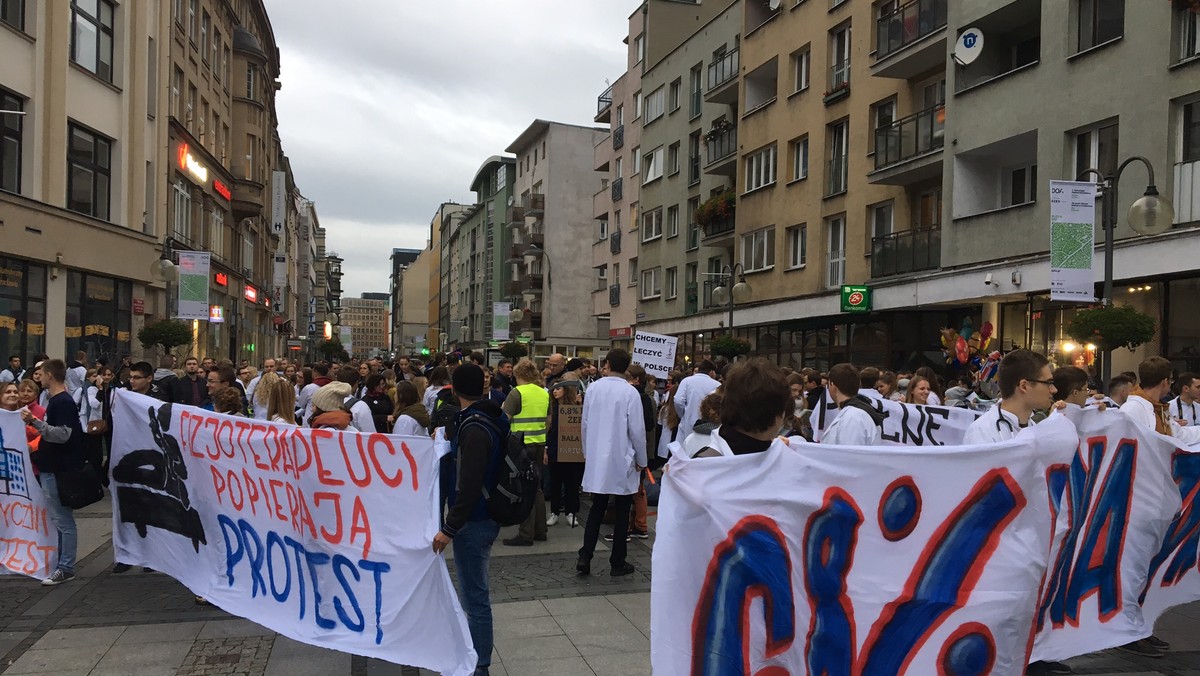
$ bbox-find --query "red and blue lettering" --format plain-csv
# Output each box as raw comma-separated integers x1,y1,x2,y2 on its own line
1140,450,1200,600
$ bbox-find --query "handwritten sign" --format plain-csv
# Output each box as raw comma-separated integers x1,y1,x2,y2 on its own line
632,331,677,379
556,405,583,463
109,391,476,675
812,392,981,445
0,411,56,580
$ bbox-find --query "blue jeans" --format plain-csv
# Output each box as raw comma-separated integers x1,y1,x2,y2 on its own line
452,518,501,675
39,474,78,575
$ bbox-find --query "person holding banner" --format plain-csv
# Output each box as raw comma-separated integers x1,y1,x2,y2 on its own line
963,350,1057,446
671,358,793,459
1168,372,1200,426
672,360,720,453
821,363,884,446
546,381,583,528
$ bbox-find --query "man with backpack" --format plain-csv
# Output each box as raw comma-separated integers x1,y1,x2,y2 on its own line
432,364,509,676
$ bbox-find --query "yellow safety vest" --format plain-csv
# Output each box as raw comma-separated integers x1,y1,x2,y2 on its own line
512,382,550,445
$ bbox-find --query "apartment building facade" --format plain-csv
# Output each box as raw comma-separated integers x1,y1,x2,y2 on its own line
341,293,388,358
397,247,432,355
506,120,609,360
388,247,421,352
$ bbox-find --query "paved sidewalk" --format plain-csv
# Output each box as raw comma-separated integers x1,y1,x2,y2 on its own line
2,500,1200,675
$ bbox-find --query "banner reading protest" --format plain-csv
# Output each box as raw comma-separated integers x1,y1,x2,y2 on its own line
652,415,1080,674
110,390,476,676
632,331,678,379
0,410,56,580
812,393,981,445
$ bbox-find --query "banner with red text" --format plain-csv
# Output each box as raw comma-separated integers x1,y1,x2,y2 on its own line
0,410,56,579
110,390,475,676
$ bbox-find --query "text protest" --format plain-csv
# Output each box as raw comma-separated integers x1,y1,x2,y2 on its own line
0,410,56,580
110,390,476,676
632,331,678,379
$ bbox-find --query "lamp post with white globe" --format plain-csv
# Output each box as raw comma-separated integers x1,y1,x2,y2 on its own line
1076,156,1175,385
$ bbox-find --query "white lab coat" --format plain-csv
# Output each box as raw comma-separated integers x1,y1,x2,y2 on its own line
672,372,720,451
671,426,808,459
66,364,87,395
821,405,882,446
1121,395,1200,444
857,388,884,401
392,414,427,437
73,384,103,428
346,396,377,434
297,383,319,422
1168,396,1200,426
581,376,647,495
963,404,1029,445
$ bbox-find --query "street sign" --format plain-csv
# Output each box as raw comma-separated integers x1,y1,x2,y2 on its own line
840,285,872,313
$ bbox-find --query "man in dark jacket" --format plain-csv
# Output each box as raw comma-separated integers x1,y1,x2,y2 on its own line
152,357,180,403
432,364,506,676
130,361,169,402
21,359,84,585
175,357,208,408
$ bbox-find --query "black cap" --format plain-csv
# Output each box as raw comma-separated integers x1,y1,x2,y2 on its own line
452,363,485,398
566,358,585,372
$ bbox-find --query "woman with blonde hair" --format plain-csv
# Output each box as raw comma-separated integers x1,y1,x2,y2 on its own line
905,376,933,406
266,376,297,425
252,370,279,420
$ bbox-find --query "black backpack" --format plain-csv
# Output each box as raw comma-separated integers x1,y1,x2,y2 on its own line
460,413,539,527
429,387,460,434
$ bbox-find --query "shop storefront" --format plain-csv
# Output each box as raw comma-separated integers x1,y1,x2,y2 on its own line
65,271,133,364
0,256,48,361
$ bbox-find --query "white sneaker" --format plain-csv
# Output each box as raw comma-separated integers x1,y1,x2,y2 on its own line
546,513,559,527
567,513,579,528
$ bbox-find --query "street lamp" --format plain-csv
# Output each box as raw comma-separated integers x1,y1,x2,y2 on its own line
709,263,752,331
1076,156,1174,386
150,237,179,282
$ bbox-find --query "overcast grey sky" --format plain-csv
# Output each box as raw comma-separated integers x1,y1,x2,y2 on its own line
263,1,637,298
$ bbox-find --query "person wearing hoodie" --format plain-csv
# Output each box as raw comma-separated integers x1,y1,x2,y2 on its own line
308,382,354,430
391,381,430,436
821,363,885,446
151,356,180,403
65,351,88,396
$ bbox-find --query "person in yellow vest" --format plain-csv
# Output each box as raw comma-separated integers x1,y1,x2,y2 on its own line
500,358,551,546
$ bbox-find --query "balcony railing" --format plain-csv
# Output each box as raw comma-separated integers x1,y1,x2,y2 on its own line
705,125,737,166
524,193,545,215
875,0,948,60
828,59,851,93
612,176,624,202
609,284,621,307
597,85,614,115
613,124,625,150
525,272,545,292
707,48,739,92
874,103,945,171
702,215,736,239
871,226,941,278
827,154,848,196
610,229,622,255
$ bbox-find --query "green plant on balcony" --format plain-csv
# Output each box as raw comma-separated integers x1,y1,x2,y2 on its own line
704,118,734,143
710,334,752,360
695,190,736,230
1066,304,1157,353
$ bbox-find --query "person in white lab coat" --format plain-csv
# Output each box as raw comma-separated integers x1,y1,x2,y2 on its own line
964,350,1058,446
820,363,885,446
857,366,885,402
672,358,799,459
1168,372,1200,426
669,360,720,456
332,365,377,433
576,348,646,578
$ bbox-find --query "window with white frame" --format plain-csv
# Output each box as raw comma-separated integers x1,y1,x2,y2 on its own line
1073,121,1118,180
614,209,622,232
827,120,849,195
645,87,666,124
641,267,661,299
786,224,807,269
634,91,643,119
666,267,678,299
595,264,608,291
792,47,810,93
642,208,663,241
188,0,197,41
629,257,638,285
830,23,852,90
630,202,639,230
669,78,682,112
1003,163,1037,207
1184,100,1200,163
745,145,777,192
1180,5,1200,61
635,34,645,63
1077,0,1124,52
870,201,894,242
741,227,776,272
631,145,641,175
242,234,254,276
790,136,808,181
668,142,681,175
172,178,191,242
598,218,609,240
826,215,846,288
667,205,679,238
689,63,703,118
210,207,225,259
643,145,664,183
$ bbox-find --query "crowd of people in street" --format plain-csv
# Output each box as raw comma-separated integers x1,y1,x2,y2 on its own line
7,343,1200,675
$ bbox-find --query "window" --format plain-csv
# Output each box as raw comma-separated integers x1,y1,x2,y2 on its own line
210,207,225,259
199,99,208,141
642,208,663,241
688,131,702,184
792,47,810,93
223,45,231,85
745,145,778,192
915,187,942,228
635,34,645,63
1180,5,1200,61
1185,101,1200,163
598,218,609,241
613,263,619,289
629,258,638,285
213,31,222,77
641,268,661,299
643,146,664,183
243,234,254,276
614,209,622,233
67,124,112,220
1,0,24,31
1,89,22,194
689,63,703,118
830,23,852,91
872,98,896,153
631,145,641,175
188,0,198,42
245,133,255,179
667,205,679,238
71,0,115,83
828,120,849,195
187,83,196,126
666,267,678,299
790,136,809,181
741,227,776,272
827,216,846,288
1004,163,1038,207
634,91,643,119
669,78,682,112
595,265,608,291
668,142,681,175
246,64,256,100
630,202,639,231
201,11,210,60
787,224,807,269
870,202,893,250
645,87,665,123
1078,0,1124,52
615,155,623,178
1074,121,1118,180
173,0,182,25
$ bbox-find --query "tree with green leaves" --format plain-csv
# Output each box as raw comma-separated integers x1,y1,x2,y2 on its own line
138,319,193,355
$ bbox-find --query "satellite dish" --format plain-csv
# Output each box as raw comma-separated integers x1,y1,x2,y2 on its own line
768,0,781,10
953,27,984,66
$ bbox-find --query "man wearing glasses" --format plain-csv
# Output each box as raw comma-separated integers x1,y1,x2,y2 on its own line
964,349,1058,445
128,361,168,402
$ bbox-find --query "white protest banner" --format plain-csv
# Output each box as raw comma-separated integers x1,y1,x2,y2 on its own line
1141,434,1200,623
110,390,476,676
1049,180,1096,302
1031,408,1191,661
0,410,56,579
632,331,677,379
812,392,981,445
176,251,212,321
651,415,1079,674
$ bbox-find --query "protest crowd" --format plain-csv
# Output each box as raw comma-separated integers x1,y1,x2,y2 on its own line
5,340,1200,676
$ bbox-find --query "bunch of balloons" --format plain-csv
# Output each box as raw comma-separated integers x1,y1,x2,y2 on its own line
939,318,996,369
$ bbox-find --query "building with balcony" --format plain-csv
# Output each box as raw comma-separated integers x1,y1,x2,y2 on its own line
427,202,466,353
592,7,646,350
505,120,608,361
